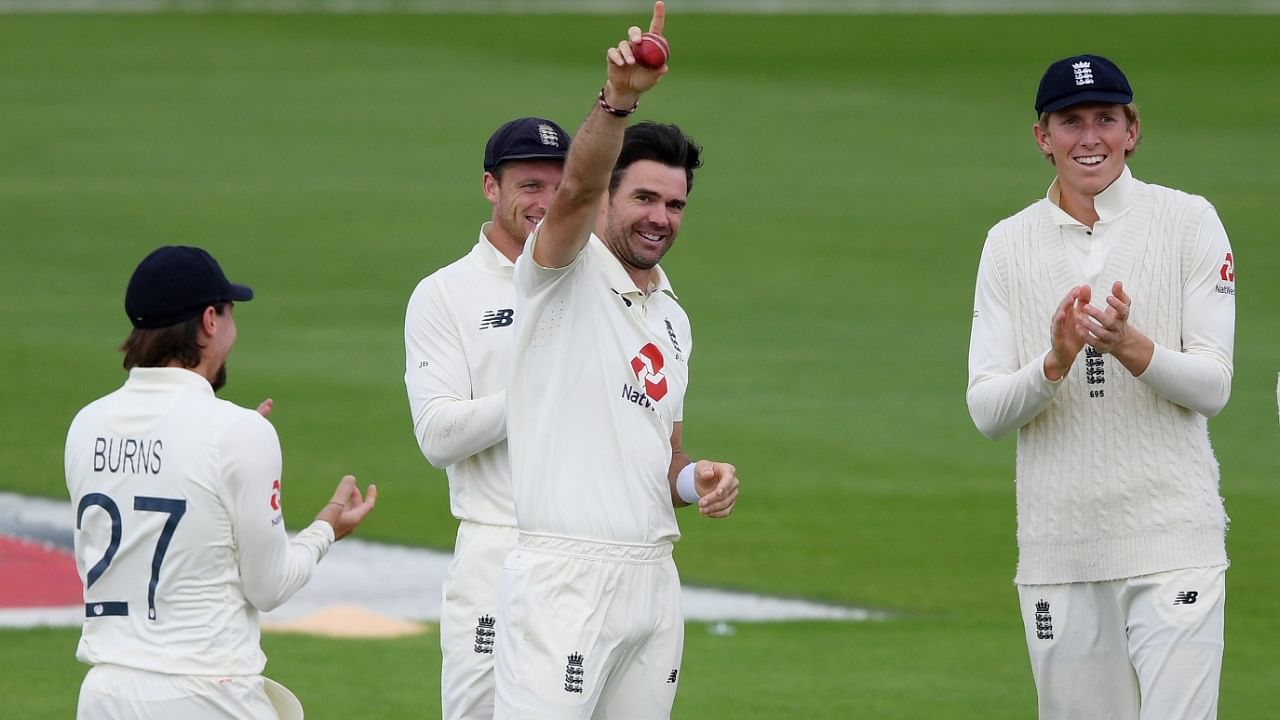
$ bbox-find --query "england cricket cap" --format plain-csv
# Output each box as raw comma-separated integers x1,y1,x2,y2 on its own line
1035,54,1133,115
124,246,254,329
483,117,570,172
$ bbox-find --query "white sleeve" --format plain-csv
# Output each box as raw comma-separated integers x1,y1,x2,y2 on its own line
1133,208,1234,416
513,226,585,298
966,234,1063,440
404,276,506,469
221,413,333,613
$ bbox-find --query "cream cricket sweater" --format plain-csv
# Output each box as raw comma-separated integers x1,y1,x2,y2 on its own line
987,178,1229,585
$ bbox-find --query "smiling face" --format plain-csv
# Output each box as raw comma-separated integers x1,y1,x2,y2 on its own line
1034,102,1139,209
600,159,688,288
483,159,564,259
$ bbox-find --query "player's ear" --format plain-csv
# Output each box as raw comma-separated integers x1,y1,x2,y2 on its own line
200,305,220,337
1033,121,1052,154
483,171,501,204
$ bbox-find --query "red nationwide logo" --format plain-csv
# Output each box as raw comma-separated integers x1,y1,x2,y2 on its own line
1220,252,1234,282
270,478,281,511
630,343,668,401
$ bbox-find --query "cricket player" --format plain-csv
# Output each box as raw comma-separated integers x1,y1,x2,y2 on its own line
967,54,1235,719
66,245,377,719
403,115,572,720
496,3,740,718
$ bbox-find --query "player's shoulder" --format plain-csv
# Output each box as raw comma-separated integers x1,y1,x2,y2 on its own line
988,197,1048,234
1138,177,1214,214
214,400,280,449
412,246,510,297
66,391,115,439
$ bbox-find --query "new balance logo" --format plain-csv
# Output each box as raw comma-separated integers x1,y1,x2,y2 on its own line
667,669,679,684
480,308,514,330
1174,591,1199,606
473,615,496,654
1072,61,1094,86
1034,599,1054,640
564,652,585,694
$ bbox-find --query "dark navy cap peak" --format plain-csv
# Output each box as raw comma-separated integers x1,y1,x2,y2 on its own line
1036,54,1133,115
124,246,253,329
483,117,570,172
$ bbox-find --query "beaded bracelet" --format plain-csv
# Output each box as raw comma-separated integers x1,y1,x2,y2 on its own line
597,87,639,117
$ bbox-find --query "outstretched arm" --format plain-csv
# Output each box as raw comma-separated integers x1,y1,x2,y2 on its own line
532,1,669,269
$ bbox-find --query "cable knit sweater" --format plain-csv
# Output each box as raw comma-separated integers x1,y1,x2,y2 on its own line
985,179,1229,584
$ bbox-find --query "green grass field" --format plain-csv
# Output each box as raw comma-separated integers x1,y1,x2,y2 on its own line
2,10,1278,718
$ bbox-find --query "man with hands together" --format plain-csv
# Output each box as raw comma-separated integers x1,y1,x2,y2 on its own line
967,54,1234,719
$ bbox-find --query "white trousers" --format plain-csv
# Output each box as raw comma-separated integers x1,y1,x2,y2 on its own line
1018,564,1226,720
77,664,303,719
441,521,520,720
494,533,683,720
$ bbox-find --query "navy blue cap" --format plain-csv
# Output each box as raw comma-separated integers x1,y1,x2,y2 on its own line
124,246,254,329
482,117,570,172
1035,54,1133,115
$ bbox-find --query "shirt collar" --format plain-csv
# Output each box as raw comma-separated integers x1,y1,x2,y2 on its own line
126,366,214,395
588,234,678,299
476,223,516,269
1045,166,1134,227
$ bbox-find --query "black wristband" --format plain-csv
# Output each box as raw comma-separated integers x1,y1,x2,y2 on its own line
597,87,638,117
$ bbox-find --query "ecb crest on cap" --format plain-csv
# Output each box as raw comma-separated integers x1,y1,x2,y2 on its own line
1072,61,1094,86
537,124,561,147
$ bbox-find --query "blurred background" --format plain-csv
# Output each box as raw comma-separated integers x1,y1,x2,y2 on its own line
1,1,1277,717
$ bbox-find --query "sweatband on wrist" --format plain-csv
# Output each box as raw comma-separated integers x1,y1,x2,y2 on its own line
675,462,700,505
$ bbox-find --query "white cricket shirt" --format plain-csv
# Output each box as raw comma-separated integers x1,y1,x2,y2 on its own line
65,367,334,676
968,168,1235,439
404,226,519,527
508,233,692,545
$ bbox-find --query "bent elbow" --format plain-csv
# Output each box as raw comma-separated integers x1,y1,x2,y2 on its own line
1201,382,1232,419
971,413,1008,441
967,390,1010,441
244,587,287,614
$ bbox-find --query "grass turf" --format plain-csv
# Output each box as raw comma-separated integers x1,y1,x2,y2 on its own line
1,11,1278,718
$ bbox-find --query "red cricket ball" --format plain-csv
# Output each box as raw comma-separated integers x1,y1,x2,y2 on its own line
634,32,670,70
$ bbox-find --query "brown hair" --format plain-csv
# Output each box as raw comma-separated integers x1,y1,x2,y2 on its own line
1037,103,1141,163
121,303,226,370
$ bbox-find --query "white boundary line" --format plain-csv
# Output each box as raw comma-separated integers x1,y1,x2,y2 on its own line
1,0,1279,13
0,491,883,627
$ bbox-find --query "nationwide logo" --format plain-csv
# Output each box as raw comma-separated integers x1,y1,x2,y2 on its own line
270,479,281,511
629,343,668,401
473,614,496,654
564,652,585,694
480,308,514,330
1215,252,1236,296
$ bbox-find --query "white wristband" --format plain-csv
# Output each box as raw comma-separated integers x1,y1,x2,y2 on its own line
675,462,700,505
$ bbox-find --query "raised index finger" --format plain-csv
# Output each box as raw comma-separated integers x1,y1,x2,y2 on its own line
649,0,665,35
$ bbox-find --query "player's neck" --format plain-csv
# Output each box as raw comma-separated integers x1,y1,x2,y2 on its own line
483,224,523,263
1058,189,1100,229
